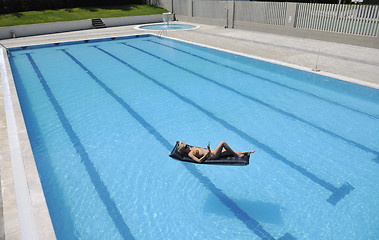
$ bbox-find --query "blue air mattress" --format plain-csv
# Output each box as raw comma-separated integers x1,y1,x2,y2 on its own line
169,141,250,165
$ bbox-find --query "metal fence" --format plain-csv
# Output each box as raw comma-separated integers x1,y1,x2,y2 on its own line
295,3,379,37
159,0,379,37
235,1,287,25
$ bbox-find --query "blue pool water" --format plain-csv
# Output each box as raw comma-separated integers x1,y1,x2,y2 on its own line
8,34,379,240
138,23,197,30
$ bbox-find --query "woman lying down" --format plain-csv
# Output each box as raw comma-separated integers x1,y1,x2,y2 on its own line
177,141,255,163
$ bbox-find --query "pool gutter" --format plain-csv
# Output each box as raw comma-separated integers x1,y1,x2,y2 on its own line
0,48,56,239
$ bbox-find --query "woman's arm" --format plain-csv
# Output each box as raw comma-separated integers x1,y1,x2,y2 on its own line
188,151,210,163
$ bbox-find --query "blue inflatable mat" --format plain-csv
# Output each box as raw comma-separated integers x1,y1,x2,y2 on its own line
169,141,250,165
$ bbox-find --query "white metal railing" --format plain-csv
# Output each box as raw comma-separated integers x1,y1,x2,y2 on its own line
235,1,287,26
158,28,168,38
295,3,379,37
158,0,379,38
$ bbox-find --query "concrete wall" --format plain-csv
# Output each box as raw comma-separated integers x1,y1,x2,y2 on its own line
0,14,162,40
0,19,91,39
102,14,162,27
147,0,172,12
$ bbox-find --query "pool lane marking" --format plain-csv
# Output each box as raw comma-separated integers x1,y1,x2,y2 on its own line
146,39,378,120
61,48,296,240
25,53,136,240
121,42,379,164
92,46,354,206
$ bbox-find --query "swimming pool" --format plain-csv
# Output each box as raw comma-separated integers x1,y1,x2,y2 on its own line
8,34,379,240
138,23,198,30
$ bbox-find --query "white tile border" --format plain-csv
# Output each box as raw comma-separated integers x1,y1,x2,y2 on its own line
1,48,39,240
1,48,56,240
133,23,200,31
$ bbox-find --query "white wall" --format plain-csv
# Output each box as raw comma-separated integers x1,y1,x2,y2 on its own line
0,19,91,39
102,14,162,27
0,14,163,40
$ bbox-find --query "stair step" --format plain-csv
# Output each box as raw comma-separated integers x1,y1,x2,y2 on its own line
91,18,106,29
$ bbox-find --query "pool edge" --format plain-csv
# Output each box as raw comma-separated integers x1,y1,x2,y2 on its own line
159,35,379,90
134,23,200,31
0,48,56,240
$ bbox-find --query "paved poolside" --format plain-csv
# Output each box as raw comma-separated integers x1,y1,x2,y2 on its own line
1,21,378,239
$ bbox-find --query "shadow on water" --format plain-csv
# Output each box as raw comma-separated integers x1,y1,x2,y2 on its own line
204,194,284,225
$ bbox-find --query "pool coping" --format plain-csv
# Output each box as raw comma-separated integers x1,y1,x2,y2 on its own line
0,30,378,240
0,48,56,239
134,23,200,31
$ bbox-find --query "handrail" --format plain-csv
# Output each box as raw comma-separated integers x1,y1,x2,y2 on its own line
157,28,167,38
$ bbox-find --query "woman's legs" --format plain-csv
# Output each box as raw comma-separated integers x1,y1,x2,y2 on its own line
212,141,238,159
233,150,256,156
212,141,256,159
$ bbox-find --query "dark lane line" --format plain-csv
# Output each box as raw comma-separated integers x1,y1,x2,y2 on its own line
26,53,136,240
62,48,296,240
123,41,378,163
93,46,354,206
147,39,378,120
